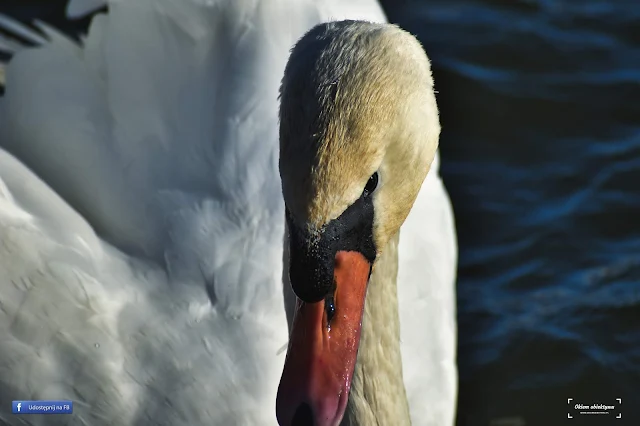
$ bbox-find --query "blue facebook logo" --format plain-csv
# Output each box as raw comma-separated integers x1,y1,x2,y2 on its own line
12,400,73,414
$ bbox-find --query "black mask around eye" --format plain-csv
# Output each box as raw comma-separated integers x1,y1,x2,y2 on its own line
286,172,378,303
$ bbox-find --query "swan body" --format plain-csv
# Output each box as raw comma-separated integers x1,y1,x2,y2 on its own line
0,0,457,425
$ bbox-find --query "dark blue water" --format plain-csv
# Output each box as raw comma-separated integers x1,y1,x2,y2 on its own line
3,0,640,424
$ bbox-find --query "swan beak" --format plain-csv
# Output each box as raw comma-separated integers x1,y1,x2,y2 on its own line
276,250,371,426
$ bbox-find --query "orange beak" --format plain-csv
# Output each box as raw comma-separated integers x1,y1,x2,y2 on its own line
276,250,372,426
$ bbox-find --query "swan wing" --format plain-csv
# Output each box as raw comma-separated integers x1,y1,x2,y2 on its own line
0,144,288,425
0,1,292,421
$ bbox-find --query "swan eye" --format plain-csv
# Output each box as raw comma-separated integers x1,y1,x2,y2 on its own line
363,172,378,197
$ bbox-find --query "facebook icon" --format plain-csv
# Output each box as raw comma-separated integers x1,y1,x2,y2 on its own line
15,402,21,412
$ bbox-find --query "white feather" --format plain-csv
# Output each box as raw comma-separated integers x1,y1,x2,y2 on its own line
66,0,109,19
0,13,47,46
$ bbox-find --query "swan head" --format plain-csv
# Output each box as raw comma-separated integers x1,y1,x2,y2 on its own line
276,20,439,426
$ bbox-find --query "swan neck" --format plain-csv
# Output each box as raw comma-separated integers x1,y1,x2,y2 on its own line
342,231,411,425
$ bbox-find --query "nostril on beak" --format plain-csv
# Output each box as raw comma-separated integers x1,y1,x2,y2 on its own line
291,402,314,425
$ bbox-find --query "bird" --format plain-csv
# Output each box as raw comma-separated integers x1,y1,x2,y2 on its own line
0,0,457,425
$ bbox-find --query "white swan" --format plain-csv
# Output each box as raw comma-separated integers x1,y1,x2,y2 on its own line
0,1,457,425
